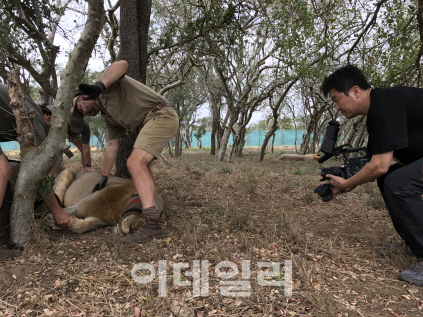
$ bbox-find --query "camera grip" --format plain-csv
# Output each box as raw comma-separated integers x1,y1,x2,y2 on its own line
314,183,333,202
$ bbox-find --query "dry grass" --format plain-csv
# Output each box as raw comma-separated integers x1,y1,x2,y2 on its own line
0,146,421,317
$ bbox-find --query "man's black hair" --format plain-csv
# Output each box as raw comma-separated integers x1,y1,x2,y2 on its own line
39,103,52,115
321,65,371,97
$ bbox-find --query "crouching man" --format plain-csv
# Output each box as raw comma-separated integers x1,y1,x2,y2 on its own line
318,65,423,286
0,83,70,262
70,60,179,244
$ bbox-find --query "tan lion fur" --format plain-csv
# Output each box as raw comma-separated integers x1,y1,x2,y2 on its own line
54,169,74,203
50,170,163,234
279,154,320,161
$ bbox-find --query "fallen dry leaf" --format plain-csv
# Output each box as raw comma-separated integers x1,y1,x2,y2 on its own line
388,308,405,317
134,307,140,317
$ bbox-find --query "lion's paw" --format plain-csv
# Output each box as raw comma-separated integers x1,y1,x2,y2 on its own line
118,212,145,236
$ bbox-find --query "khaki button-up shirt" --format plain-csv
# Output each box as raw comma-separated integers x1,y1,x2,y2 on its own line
95,69,170,140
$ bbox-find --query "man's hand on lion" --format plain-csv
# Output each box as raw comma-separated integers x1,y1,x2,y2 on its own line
53,210,71,227
93,175,108,192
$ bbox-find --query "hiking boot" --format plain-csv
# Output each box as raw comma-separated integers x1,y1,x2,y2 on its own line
399,262,423,286
121,216,166,245
0,245,21,263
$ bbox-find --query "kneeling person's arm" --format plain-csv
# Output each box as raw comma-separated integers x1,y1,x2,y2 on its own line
41,191,70,227
93,138,119,192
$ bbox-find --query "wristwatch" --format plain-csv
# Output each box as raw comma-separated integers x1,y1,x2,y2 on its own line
85,163,92,167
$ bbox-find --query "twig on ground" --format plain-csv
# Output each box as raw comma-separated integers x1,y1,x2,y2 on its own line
65,299,86,315
333,298,365,317
0,299,19,309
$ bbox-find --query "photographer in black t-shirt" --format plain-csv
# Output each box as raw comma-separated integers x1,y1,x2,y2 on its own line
320,65,423,286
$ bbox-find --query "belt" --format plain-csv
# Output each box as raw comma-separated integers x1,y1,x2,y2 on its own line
151,103,172,113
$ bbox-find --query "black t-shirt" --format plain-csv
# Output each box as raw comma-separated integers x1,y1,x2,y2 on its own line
367,87,423,165
66,118,91,144
0,83,47,145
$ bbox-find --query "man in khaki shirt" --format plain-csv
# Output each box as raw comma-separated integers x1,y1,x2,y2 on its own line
70,60,179,244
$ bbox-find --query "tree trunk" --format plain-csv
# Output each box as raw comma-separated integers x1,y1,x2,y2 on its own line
178,135,183,156
299,119,314,155
217,111,230,155
115,0,152,177
259,124,278,162
117,0,151,83
181,131,188,148
341,116,366,150
166,142,173,157
8,70,39,241
39,89,53,105
235,126,247,157
175,129,182,158
218,114,237,162
218,127,231,162
10,0,105,245
185,126,191,148
227,140,236,162
170,139,174,155
259,107,280,162
353,119,368,148
115,131,137,178
237,138,246,157
97,132,106,149
210,98,221,155
210,126,217,155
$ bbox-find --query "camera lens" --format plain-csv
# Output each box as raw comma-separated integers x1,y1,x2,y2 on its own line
320,166,343,179
320,121,340,154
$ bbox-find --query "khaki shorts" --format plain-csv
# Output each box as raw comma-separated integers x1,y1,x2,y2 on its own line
135,107,179,159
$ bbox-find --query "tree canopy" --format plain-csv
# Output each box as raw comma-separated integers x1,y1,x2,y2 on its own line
2,0,423,160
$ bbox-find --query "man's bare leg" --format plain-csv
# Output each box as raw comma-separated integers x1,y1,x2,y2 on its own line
127,149,155,208
0,154,12,234
122,149,162,243
0,154,21,262
0,154,11,210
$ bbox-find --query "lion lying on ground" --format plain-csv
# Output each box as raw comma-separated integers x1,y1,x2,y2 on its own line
46,170,164,235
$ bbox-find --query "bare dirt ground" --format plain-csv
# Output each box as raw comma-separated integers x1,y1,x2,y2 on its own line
0,146,422,317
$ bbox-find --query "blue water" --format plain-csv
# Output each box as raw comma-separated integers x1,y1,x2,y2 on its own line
0,129,309,150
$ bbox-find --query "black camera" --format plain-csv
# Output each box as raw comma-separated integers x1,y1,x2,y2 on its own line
314,120,371,201
319,156,371,180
